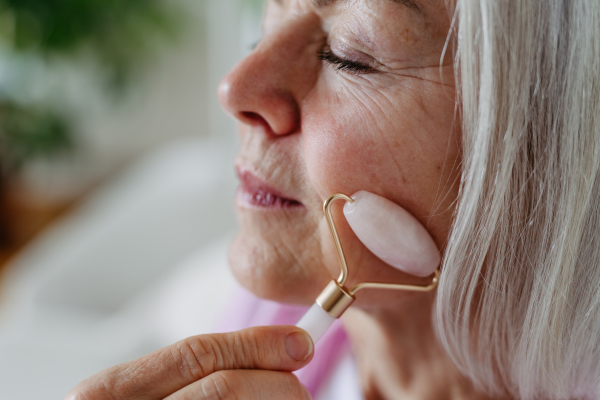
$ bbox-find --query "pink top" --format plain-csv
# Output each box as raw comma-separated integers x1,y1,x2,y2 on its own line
218,288,351,398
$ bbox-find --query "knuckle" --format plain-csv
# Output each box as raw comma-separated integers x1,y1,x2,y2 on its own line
200,371,239,400
202,330,263,372
234,329,262,366
169,329,272,387
172,336,219,381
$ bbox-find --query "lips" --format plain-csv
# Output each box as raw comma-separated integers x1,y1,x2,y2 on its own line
236,168,304,209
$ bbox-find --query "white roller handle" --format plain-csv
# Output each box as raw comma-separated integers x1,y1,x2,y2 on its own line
296,302,336,343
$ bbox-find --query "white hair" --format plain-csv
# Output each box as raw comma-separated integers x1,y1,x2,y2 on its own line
436,0,600,399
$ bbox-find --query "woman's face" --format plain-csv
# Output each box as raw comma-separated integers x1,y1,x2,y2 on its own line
219,0,460,308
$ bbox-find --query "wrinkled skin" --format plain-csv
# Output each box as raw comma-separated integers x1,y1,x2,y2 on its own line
218,0,487,398
66,1,501,399
222,0,460,307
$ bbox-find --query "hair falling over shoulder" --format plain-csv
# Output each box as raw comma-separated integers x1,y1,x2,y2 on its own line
437,1,600,399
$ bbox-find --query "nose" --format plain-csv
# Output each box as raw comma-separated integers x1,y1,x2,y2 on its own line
218,17,321,137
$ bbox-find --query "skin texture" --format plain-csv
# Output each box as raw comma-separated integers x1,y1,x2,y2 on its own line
66,0,508,399
221,0,496,398
65,327,315,400
223,0,460,305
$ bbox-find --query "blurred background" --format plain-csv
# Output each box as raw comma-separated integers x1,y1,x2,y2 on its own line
0,0,262,397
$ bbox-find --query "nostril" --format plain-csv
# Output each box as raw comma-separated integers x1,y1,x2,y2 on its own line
237,102,299,136
241,111,263,122
240,111,270,130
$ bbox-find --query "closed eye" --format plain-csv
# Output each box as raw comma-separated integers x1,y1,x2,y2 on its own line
317,50,377,75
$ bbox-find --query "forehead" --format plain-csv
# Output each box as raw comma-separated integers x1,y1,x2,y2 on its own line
311,0,421,12
275,0,422,13
268,0,452,47
270,0,452,32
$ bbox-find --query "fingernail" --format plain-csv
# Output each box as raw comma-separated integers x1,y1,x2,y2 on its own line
285,331,313,361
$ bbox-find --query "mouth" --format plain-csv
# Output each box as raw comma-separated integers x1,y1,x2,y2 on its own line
236,168,304,210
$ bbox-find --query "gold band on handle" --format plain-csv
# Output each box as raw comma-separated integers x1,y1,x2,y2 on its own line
316,280,355,318
319,193,439,318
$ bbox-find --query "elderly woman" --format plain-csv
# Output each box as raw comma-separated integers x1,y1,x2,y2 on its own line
67,0,600,399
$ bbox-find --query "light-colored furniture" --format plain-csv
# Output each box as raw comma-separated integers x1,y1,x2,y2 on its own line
0,137,238,399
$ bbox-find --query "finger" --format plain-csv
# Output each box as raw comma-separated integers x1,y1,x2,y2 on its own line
165,370,312,400
65,326,313,400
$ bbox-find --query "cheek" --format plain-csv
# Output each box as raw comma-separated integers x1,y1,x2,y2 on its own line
302,111,382,194
301,75,461,245
303,88,446,209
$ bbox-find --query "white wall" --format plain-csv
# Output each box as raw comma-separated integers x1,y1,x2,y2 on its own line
0,3,267,397
17,0,263,203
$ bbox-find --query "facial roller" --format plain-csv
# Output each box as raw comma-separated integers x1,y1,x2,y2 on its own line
295,191,441,343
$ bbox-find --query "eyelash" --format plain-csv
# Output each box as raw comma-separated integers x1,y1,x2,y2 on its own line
317,50,376,75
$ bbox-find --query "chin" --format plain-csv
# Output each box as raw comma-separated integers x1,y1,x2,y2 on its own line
227,208,331,305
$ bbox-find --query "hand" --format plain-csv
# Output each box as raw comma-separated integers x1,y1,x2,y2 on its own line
65,326,314,400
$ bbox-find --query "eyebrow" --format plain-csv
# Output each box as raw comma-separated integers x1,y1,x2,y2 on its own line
312,0,421,13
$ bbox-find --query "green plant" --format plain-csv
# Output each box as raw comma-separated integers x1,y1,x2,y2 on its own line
0,0,182,176
0,103,72,175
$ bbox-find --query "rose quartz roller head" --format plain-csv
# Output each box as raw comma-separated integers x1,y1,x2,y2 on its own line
343,191,440,277
296,191,441,343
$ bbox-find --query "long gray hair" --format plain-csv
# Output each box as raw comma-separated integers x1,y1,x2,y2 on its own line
437,0,600,398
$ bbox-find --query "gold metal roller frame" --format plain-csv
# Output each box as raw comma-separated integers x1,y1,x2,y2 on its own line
317,193,440,319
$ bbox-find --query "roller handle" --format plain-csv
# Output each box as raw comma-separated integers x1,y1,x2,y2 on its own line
295,302,336,343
